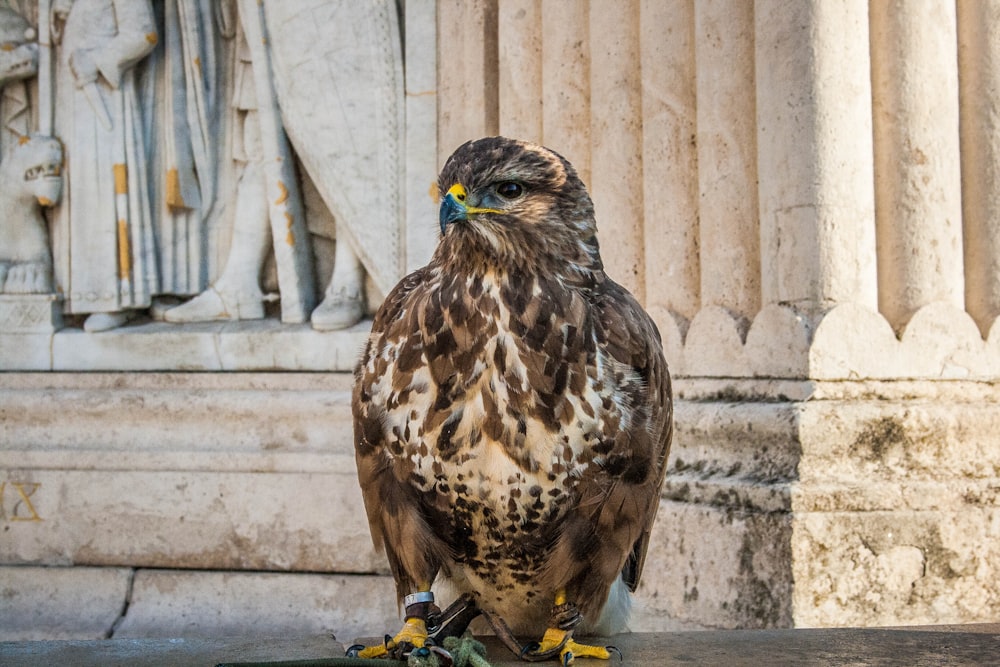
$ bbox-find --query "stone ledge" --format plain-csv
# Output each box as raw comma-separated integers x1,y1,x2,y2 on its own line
4,372,1000,631
0,566,131,640
2,627,998,666
0,318,371,372
114,570,400,643
0,566,699,644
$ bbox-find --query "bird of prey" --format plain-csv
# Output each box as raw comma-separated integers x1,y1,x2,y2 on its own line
351,136,672,664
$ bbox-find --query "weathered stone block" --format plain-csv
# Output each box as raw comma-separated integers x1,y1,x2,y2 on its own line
0,334,52,370
644,378,1000,630
0,294,63,333
633,500,792,631
0,372,384,574
114,570,399,642
0,566,131,640
792,509,1000,627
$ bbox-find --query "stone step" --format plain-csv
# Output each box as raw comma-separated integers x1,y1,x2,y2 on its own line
2,626,999,666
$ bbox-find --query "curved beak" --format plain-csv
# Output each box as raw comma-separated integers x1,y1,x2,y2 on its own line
439,190,467,234
438,183,505,235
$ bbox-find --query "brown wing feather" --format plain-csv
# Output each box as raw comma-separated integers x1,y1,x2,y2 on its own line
353,267,451,603
593,277,673,592
552,275,672,618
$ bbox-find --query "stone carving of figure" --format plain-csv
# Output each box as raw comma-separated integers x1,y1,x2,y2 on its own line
263,0,405,331
0,134,62,293
0,6,50,294
165,0,314,324
309,202,366,330
0,6,37,156
49,0,158,332
143,0,221,303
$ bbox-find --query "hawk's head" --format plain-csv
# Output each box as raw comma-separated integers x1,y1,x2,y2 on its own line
435,136,602,279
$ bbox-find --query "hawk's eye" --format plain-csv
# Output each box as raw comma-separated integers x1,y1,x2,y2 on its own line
495,182,523,200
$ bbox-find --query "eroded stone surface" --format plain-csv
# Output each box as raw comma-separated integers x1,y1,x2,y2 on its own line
0,566,131,640
4,375,1000,634
114,570,399,642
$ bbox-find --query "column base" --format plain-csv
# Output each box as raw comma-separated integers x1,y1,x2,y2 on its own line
637,378,1000,629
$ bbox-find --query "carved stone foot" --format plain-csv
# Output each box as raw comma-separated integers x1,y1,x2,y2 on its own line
83,311,131,333
0,261,52,294
311,290,364,331
149,296,182,321
163,286,264,323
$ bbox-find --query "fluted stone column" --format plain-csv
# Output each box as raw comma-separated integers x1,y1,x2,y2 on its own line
755,0,877,313
405,0,440,270
639,0,700,340
871,0,964,332
694,0,760,324
590,0,645,302
958,0,1000,336
540,0,590,185
498,0,542,142
437,0,498,161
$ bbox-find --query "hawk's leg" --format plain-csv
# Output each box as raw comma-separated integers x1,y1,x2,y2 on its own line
429,592,481,641
348,588,440,659
520,591,621,665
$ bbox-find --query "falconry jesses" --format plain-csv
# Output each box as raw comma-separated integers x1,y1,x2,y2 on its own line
351,137,673,664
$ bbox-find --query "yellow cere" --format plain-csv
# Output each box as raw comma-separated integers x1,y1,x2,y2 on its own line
448,182,504,216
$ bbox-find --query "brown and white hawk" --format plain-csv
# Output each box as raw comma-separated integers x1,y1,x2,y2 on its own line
351,137,672,664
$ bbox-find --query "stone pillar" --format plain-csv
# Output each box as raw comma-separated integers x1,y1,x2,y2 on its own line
639,0,700,339
498,0,542,143
589,0,645,302
694,0,759,324
755,0,877,313
404,0,440,270
871,0,964,332
958,0,1000,336
437,0,499,162
540,0,590,185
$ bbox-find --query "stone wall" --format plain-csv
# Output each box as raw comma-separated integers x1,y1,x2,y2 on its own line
2,0,1000,640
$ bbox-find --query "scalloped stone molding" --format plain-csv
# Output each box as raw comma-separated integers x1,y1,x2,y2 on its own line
652,300,1000,380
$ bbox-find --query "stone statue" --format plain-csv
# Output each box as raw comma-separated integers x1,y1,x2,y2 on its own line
166,0,405,331
263,0,405,331
143,0,222,304
0,6,37,159
164,0,314,325
0,7,59,296
0,8,35,86
0,134,62,293
49,0,159,332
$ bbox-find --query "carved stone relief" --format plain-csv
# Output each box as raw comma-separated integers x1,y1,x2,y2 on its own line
0,0,405,340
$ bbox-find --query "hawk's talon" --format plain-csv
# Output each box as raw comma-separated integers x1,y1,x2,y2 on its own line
519,628,570,661
521,627,616,664
607,645,623,662
352,617,428,659
520,641,543,660
345,643,365,657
